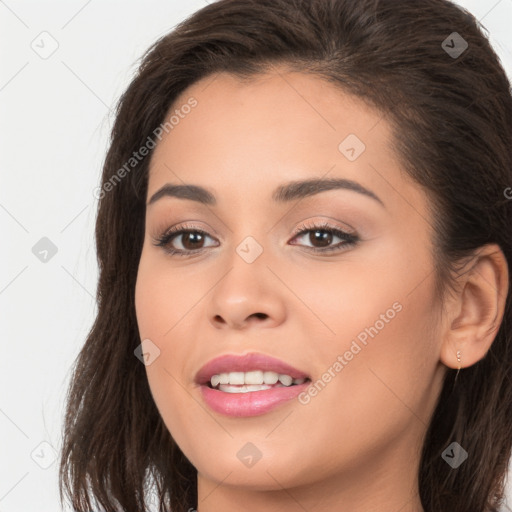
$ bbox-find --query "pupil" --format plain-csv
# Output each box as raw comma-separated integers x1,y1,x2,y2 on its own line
311,230,332,247
183,232,203,249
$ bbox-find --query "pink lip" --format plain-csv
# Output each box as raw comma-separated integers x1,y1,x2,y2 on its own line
200,383,310,417
195,352,309,384
195,352,311,417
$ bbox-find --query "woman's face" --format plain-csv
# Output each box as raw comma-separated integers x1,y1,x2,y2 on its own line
135,69,446,503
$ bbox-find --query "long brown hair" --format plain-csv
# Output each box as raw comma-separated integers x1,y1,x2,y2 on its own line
59,1,512,510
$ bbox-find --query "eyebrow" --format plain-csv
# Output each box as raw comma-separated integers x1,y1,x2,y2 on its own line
147,178,385,208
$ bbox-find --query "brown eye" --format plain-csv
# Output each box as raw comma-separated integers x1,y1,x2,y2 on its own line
153,227,218,256
307,229,333,248
290,223,359,254
180,231,206,250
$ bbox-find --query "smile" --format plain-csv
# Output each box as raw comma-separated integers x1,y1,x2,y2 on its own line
210,370,307,391
196,353,311,417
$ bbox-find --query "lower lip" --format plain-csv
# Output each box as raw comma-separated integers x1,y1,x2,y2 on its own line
199,382,309,417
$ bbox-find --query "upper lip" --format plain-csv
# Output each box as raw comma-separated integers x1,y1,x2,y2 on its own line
195,352,310,385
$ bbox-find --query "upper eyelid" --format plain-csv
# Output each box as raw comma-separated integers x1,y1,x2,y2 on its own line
291,220,355,236
159,221,352,236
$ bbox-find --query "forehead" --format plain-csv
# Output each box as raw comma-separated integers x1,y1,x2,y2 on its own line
151,69,393,164
146,69,422,214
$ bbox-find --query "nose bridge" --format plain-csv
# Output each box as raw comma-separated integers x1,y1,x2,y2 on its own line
222,201,273,266
206,228,286,329
218,232,268,302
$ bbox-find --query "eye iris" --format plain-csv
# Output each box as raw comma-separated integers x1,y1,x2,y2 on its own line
310,229,332,247
182,232,204,250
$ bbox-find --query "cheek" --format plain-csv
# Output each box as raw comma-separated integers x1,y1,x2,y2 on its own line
134,251,212,464
307,268,439,444
324,237,441,407
135,250,188,336
263,285,441,486
274,242,440,469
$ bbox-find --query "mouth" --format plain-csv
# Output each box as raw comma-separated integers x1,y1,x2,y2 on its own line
207,371,309,392
195,352,311,417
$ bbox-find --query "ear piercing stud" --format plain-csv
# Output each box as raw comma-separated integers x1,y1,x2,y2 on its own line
455,350,462,382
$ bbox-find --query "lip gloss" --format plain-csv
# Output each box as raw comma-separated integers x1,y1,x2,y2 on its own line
199,381,309,417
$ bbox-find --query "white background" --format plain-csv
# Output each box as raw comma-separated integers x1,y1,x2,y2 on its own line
1,1,511,510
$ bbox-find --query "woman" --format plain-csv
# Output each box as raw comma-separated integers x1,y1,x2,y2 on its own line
59,0,512,511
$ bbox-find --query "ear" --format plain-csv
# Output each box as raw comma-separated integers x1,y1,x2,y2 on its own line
439,244,509,370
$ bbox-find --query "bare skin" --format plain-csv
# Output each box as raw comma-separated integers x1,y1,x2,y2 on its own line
134,67,509,512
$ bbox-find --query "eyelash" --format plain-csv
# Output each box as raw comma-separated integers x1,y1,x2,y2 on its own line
152,221,359,257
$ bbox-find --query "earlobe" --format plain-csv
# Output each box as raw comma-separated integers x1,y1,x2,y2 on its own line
439,243,509,371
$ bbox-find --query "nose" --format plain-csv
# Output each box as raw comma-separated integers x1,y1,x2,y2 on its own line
207,257,286,331
212,311,270,329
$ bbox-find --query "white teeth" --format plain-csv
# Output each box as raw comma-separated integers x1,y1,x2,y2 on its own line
244,370,263,385
219,384,273,393
209,370,304,388
278,374,293,386
263,371,279,384
229,372,245,385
